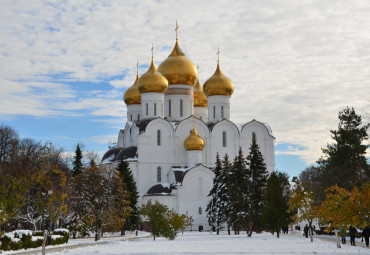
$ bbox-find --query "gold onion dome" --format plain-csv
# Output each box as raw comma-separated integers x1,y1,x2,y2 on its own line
138,57,168,94
123,71,141,105
203,62,234,96
193,79,207,107
184,125,205,151
158,40,198,86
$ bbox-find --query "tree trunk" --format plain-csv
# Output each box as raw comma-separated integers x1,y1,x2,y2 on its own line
335,229,341,248
227,226,230,235
42,230,48,255
277,227,280,238
217,228,219,235
153,234,156,241
309,222,313,243
121,228,125,236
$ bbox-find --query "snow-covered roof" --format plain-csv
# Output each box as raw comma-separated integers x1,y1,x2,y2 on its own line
145,183,177,196
101,146,138,164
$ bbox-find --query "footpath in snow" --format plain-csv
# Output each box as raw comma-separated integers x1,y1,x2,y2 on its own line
3,231,369,255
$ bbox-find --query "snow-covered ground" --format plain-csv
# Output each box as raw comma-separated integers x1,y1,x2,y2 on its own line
5,231,367,255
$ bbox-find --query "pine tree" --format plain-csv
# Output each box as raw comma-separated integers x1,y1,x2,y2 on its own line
72,144,83,177
246,136,269,236
116,157,140,235
320,107,369,190
228,148,250,234
206,153,230,234
260,171,293,238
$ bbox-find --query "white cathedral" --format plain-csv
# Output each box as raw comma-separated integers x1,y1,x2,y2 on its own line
101,29,275,231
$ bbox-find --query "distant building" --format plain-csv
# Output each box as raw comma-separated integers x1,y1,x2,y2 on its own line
101,29,275,231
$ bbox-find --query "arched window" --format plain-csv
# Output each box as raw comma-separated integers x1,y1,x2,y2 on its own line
138,114,140,121
130,114,132,121
154,103,157,116
252,132,256,141
222,131,227,147
213,106,216,119
169,100,172,117
146,103,148,116
221,106,224,119
157,167,161,182
157,130,161,146
198,207,202,215
180,99,183,117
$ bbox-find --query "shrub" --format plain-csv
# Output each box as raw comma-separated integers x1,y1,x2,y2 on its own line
0,235,11,251
21,234,32,249
9,240,22,250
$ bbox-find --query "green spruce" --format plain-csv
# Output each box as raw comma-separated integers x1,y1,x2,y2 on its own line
116,156,140,235
246,136,269,235
72,144,83,177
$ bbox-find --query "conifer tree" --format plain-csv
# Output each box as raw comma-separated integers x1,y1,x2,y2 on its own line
260,171,293,238
228,148,250,234
246,136,269,236
116,156,140,235
206,153,230,234
320,107,369,190
72,144,83,177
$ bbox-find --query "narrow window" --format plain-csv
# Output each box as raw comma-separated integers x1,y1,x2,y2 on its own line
146,103,148,116
221,106,224,119
154,103,157,116
252,132,256,141
213,106,216,119
157,130,161,146
198,207,202,215
169,100,172,117
138,114,140,121
222,131,227,147
157,167,161,182
130,114,132,121
180,99,183,117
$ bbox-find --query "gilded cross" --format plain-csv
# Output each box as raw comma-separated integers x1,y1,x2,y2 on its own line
151,43,154,58
217,48,220,63
175,20,179,41
136,59,139,73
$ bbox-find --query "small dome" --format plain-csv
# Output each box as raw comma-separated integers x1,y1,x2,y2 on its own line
193,79,207,107
123,72,141,105
158,40,198,86
203,62,234,96
138,58,168,94
184,125,205,151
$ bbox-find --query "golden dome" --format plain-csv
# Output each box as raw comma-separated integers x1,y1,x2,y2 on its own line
123,71,141,105
203,62,234,96
138,57,168,94
193,79,207,107
184,125,205,151
158,40,198,86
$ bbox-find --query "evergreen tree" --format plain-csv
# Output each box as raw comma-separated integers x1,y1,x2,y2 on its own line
246,136,269,236
116,157,140,235
72,144,83,177
228,148,250,234
320,107,369,190
260,171,293,238
206,153,230,234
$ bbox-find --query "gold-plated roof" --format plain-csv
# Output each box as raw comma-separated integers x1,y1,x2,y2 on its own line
203,62,234,96
158,40,198,86
138,57,168,94
184,124,205,151
193,79,207,107
123,71,141,105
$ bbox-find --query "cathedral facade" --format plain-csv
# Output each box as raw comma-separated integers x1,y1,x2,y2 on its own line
101,32,275,231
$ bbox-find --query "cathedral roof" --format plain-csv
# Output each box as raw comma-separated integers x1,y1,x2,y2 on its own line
203,62,234,97
101,146,138,164
184,124,205,151
137,57,168,94
145,183,177,196
123,71,141,105
193,79,207,107
158,39,198,86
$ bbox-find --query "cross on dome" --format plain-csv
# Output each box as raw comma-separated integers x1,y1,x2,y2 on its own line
175,20,179,41
151,43,154,59
217,48,220,64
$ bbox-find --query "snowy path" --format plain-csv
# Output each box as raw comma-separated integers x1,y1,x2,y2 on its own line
4,231,368,255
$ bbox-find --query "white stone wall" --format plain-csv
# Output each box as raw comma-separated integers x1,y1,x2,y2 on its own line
141,93,164,119
194,107,208,122
207,95,230,123
164,85,194,121
127,104,141,122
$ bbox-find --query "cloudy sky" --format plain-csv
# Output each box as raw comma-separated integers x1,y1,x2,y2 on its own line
0,0,369,177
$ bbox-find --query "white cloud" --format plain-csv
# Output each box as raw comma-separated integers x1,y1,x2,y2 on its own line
0,0,369,165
